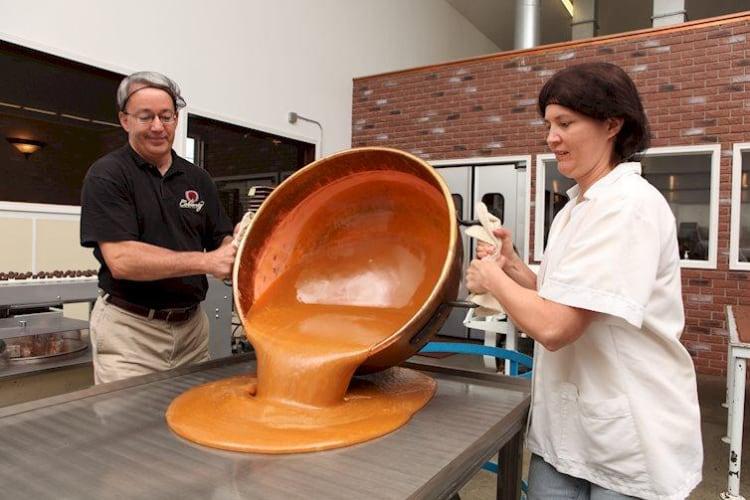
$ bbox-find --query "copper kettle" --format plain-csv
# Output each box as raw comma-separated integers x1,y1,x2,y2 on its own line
233,147,465,373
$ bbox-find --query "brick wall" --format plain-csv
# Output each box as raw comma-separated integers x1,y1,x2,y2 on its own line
351,13,750,375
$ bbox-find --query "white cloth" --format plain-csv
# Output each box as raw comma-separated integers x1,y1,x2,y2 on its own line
526,162,703,500
466,202,505,317
232,209,254,249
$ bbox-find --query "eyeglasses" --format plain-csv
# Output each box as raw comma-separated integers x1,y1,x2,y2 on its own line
123,111,177,125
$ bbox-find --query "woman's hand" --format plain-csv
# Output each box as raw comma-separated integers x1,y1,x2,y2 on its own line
475,227,517,266
466,255,506,294
475,241,496,260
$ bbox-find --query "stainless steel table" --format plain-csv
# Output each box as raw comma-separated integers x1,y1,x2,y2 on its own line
0,355,530,500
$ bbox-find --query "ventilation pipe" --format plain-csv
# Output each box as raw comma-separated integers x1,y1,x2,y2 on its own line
514,0,541,49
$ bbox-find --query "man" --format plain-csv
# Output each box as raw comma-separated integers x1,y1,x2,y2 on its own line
80,71,236,384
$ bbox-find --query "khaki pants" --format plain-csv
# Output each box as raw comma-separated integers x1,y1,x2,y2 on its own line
89,296,209,385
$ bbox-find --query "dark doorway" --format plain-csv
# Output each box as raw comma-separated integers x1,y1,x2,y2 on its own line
187,114,316,225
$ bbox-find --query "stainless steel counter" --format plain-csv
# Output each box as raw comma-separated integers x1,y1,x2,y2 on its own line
0,355,530,500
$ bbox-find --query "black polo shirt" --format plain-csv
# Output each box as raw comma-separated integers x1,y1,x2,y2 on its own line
80,144,233,309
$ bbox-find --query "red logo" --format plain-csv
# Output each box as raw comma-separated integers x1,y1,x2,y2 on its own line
180,190,204,212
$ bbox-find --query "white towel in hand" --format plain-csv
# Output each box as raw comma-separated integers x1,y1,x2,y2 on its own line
232,210,255,249
466,202,505,317
232,185,268,249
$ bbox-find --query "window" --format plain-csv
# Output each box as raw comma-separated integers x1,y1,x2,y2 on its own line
533,154,575,261
185,136,205,167
185,137,195,164
534,145,720,268
640,145,719,269
0,40,125,206
730,143,750,269
451,193,464,220
481,193,505,223
187,114,315,225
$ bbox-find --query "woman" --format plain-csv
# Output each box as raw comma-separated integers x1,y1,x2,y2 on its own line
467,62,702,499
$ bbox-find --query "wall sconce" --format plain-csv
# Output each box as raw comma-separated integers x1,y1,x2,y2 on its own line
288,112,323,159
6,137,45,159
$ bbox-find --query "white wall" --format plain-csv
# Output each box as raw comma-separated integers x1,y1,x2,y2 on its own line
0,204,97,274
0,0,499,157
0,0,498,276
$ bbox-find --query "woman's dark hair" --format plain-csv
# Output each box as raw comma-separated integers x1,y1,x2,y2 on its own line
538,62,650,162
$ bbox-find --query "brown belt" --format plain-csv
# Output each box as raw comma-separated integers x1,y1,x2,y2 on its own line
104,294,198,323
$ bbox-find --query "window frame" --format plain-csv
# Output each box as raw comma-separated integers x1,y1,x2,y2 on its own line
185,135,206,167
730,142,750,270
450,193,465,221
480,192,505,224
533,153,557,262
643,144,720,270
533,145,720,269
182,108,318,163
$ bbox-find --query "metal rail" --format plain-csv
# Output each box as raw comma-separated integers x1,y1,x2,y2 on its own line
0,279,98,309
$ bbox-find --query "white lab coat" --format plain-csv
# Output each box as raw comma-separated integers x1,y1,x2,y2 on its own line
526,162,703,499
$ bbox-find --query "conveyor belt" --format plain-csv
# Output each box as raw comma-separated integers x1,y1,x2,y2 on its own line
0,355,529,500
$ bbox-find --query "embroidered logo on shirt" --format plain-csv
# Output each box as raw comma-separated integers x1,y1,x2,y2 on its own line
180,190,205,212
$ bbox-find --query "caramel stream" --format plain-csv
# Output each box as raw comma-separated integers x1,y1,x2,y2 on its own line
166,171,449,453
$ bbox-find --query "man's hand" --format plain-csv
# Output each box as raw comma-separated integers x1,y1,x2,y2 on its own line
204,242,237,280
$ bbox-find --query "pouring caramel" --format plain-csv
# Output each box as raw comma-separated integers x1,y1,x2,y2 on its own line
166,155,455,453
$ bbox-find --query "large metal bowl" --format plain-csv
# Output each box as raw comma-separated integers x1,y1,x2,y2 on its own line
233,147,461,373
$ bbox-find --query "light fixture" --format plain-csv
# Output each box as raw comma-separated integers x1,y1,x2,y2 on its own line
288,111,323,159
6,137,45,159
560,0,574,17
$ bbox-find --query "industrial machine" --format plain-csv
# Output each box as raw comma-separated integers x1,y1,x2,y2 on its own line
0,277,98,374
0,276,234,385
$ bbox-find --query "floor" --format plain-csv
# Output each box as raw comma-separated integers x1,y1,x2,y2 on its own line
417,348,749,499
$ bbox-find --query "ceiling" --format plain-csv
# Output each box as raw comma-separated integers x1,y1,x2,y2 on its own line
445,0,750,51
445,0,572,50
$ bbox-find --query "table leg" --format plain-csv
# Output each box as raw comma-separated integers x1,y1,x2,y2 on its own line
722,357,746,500
725,341,734,409
497,429,523,500
725,345,736,444
505,321,518,376
483,329,499,371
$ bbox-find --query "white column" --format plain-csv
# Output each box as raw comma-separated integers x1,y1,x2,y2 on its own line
571,0,597,40
514,0,541,50
174,105,188,157
652,0,686,28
